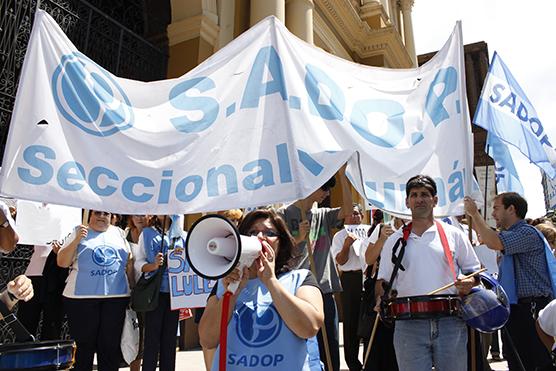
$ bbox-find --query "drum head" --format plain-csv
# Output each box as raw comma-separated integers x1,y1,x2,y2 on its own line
0,340,75,370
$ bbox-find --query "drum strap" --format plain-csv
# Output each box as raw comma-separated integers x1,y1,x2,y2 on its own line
435,221,457,281
0,299,34,342
383,223,412,299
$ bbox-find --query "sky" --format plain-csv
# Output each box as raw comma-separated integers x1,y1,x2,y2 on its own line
412,0,556,218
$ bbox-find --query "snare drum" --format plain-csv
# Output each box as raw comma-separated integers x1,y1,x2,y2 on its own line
384,295,461,321
0,340,75,370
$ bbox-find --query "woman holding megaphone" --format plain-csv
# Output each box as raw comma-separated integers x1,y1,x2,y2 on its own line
199,209,325,371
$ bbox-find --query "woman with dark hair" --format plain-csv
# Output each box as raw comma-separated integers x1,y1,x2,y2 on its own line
199,209,324,370
123,214,148,371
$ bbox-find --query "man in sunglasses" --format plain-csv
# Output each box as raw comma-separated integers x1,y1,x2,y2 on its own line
277,165,353,371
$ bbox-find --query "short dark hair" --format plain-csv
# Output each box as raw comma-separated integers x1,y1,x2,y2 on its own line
320,177,336,191
406,175,437,197
238,209,295,274
495,192,528,219
372,209,383,224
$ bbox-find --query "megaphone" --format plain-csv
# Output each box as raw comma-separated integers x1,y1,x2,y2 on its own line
185,214,262,293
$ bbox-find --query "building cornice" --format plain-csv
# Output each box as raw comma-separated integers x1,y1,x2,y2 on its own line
360,0,390,26
313,11,353,60
167,15,202,46
315,0,413,67
167,14,219,47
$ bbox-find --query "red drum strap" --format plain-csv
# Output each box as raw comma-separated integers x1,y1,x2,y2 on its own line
435,221,457,281
401,221,456,281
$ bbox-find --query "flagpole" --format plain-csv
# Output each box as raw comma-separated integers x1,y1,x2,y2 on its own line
484,146,490,220
296,200,333,371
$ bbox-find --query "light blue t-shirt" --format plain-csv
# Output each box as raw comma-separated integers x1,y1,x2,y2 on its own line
212,269,322,371
63,225,130,298
141,227,185,293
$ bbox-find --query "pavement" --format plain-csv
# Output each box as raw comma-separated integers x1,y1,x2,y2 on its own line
117,323,509,370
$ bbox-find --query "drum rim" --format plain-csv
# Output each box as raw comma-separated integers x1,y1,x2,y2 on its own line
385,295,462,320
0,340,75,354
386,294,461,302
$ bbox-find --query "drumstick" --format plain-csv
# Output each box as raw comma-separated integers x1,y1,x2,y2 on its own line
427,267,487,295
362,314,380,368
82,209,89,226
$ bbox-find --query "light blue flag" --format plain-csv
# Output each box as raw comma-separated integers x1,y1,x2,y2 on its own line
474,52,556,178
486,132,524,195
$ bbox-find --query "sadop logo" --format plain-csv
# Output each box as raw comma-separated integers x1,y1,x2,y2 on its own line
51,52,134,136
236,305,282,348
92,245,119,266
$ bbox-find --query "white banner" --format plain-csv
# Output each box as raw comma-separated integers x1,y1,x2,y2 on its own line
0,10,475,216
344,224,370,239
168,247,215,310
16,200,82,245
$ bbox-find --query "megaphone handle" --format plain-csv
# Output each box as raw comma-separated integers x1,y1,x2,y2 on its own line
227,280,239,294
226,265,244,294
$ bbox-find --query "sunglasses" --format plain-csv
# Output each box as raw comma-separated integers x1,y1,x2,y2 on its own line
92,211,111,216
247,230,279,238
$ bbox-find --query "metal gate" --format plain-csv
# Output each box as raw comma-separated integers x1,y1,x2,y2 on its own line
0,0,167,343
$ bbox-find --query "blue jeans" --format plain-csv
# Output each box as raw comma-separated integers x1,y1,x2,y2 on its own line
393,317,467,371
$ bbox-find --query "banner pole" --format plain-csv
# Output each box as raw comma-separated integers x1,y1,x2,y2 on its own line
82,209,89,226
467,217,477,371
484,149,490,220
362,314,380,367
299,201,333,371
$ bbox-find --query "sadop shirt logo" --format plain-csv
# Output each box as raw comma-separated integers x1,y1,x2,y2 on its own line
63,226,130,298
213,269,321,370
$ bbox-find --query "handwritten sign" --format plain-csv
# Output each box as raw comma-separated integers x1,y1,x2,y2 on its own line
168,247,215,310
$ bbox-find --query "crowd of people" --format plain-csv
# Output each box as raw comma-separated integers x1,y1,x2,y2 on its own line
1,172,556,371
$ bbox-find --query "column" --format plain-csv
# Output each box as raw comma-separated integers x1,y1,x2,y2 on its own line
399,0,417,66
285,0,314,44
250,0,285,26
380,0,390,18
216,0,235,49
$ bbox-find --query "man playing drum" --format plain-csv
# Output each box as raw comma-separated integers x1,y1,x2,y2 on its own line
375,175,480,371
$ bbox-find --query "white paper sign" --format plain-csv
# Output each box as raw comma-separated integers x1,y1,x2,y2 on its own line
344,224,371,239
168,247,215,310
15,200,81,245
0,10,476,217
